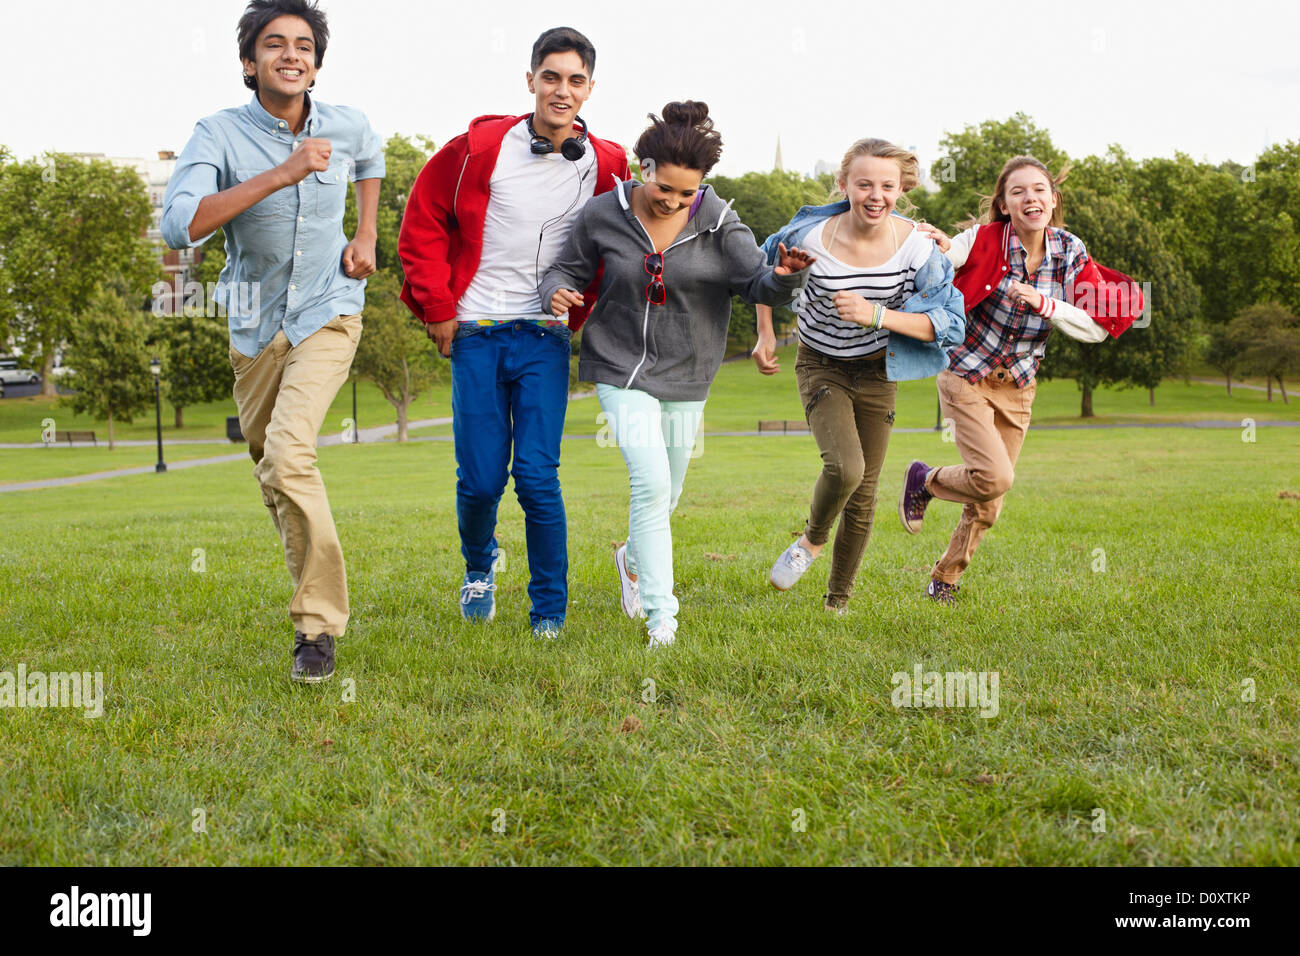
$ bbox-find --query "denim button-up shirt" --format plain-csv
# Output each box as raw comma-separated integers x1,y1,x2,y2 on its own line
161,94,385,357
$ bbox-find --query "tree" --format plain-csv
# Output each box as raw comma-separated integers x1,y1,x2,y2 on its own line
1204,323,1244,395
707,170,827,352
1229,302,1300,403
1038,182,1200,416
0,152,159,396
348,133,437,278
61,293,155,448
925,113,1069,233
351,269,445,441
151,307,232,427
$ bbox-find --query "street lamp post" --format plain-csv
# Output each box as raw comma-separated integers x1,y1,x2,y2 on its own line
352,374,358,444
151,356,166,473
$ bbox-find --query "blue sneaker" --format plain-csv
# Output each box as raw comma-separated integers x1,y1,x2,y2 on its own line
532,619,562,641
460,569,497,622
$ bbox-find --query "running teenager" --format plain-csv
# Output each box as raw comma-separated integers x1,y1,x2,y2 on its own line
161,0,384,683
901,155,1143,604
398,27,629,640
539,101,815,648
755,139,966,612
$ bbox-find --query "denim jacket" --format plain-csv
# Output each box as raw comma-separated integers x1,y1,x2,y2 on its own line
760,201,966,381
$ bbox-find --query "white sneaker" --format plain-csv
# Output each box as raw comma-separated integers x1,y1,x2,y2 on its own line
769,541,816,591
614,544,644,619
647,623,676,649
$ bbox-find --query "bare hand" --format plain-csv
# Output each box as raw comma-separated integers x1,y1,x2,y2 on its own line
427,320,456,358
752,334,780,375
1009,281,1043,312
915,222,951,253
279,137,333,185
551,288,584,316
775,242,816,275
832,290,878,327
342,234,376,278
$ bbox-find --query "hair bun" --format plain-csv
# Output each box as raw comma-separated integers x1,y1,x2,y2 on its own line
661,101,712,130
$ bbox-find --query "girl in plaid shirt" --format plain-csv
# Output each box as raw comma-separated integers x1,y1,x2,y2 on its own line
898,155,1139,605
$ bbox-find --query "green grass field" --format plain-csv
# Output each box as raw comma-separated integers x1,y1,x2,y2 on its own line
1,355,1298,865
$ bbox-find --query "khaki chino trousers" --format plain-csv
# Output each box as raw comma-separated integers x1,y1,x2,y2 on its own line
229,314,362,636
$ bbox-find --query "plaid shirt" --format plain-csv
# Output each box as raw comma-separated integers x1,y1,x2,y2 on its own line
949,226,1087,386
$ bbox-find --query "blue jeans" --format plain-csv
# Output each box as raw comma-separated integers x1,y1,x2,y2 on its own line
595,384,706,633
451,322,571,626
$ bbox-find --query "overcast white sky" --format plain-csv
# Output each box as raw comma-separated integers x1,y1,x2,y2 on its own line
3,0,1297,177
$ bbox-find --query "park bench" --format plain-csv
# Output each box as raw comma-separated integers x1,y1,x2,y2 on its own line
757,420,810,434
53,430,97,446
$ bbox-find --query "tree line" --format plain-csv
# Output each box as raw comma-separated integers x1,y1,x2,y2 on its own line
1,114,1297,445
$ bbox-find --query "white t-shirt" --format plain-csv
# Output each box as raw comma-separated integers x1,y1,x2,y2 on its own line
456,120,598,319
795,218,930,359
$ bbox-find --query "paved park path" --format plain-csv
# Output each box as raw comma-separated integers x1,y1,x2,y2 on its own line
3,415,1297,495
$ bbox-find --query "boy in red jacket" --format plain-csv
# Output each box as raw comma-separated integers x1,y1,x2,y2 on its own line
399,27,628,638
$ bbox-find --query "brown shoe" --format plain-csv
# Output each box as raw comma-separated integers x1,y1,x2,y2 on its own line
291,632,336,684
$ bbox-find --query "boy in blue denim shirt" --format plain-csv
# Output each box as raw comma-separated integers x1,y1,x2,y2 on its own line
162,0,384,683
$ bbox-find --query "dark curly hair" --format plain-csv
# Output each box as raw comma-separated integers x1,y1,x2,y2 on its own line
634,101,723,177
238,0,329,91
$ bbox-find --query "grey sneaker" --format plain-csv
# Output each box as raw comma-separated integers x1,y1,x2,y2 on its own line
769,541,816,591
614,544,644,619
291,632,335,684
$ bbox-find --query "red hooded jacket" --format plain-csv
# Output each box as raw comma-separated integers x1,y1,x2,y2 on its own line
953,222,1144,338
398,113,629,331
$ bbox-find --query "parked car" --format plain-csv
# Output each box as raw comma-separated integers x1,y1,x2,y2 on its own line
0,359,41,385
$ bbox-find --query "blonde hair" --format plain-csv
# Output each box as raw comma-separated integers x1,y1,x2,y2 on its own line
977,155,1069,227
832,138,921,216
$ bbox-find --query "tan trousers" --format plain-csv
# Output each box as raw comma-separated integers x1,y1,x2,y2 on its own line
927,367,1036,585
230,314,362,636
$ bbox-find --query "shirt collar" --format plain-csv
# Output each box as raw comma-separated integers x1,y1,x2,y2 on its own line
1007,224,1059,265
245,92,317,136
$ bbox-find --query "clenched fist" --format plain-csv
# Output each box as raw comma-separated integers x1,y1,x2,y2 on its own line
278,138,333,185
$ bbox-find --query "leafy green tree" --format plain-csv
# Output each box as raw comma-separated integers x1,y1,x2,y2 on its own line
345,133,436,278
708,170,827,351
925,113,1069,232
1204,323,1245,395
151,308,231,428
0,153,159,396
1229,301,1300,403
1039,183,1200,416
351,269,445,441
61,293,155,448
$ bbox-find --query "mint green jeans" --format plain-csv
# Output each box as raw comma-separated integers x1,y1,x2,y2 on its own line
595,384,706,633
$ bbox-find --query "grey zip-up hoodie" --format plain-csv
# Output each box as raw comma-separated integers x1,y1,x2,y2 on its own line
539,179,803,402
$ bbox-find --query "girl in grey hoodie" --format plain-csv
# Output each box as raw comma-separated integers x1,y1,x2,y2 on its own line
540,101,814,648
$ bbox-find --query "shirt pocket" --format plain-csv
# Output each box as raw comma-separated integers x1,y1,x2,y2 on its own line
315,163,349,219
233,168,294,221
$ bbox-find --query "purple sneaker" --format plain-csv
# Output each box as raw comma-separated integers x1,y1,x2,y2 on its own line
899,460,933,534
926,578,960,607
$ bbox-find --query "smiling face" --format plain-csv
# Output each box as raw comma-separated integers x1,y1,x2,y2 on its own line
840,155,904,227
998,165,1057,234
641,162,704,219
527,51,592,136
243,14,319,100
